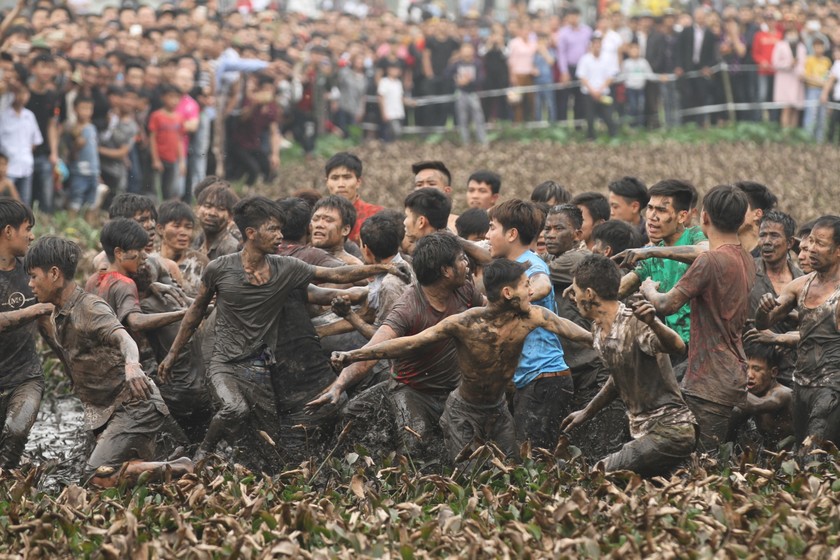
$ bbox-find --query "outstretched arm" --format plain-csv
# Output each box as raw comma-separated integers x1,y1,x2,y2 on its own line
0,303,54,333
158,282,214,382
536,308,593,345
312,262,411,285
124,309,187,332
743,328,800,348
307,324,399,408
306,284,368,306
613,242,709,268
331,318,455,369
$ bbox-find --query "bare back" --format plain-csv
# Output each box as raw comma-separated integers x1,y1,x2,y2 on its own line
448,307,549,406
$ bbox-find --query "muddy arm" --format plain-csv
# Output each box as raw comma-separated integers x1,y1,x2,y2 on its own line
124,309,187,332
0,303,53,333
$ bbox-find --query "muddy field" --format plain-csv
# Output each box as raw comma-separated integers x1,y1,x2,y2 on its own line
274,140,839,223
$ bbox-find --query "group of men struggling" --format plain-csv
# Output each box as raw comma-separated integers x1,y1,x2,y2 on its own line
0,152,837,486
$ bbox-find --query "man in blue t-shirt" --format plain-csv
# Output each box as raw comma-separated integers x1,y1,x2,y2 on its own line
486,199,575,449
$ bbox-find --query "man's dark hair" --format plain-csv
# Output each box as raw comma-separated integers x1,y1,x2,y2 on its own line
592,220,643,255
0,199,34,231
160,83,180,97
325,152,363,178
24,236,82,280
531,181,572,205
197,183,239,213
760,210,796,240
647,179,696,213
276,197,312,241
411,232,462,286
157,200,195,227
455,208,490,239
101,218,150,262
702,184,748,234
193,175,230,200
572,254,621,301
31,53,55,66
797,219,817,241
404,189,451,230
411,161,451,185
360,210,404,260
812,215,840,247
467,170,501,195
743,340,780,370
488,199,544,245
608,176,649,208
571,192,610,222
313,195,357,232
73,95,94,108
109,193,157,220
233,196,284,238
484,259,529,303
548,203,583,230
734,181,778,213
0,151,8,162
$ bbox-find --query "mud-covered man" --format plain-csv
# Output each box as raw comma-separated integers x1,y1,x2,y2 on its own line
756,215,840,449
0,200,53,468
26,236,191,486
192,181,241,261
332,259,592,463
159,196,410,464
561,255,697,476
308,232,483,460
729,342,793,449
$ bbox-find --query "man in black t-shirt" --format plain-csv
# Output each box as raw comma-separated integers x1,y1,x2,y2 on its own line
25,54,60,213
160,197,409,466
0,200,52,468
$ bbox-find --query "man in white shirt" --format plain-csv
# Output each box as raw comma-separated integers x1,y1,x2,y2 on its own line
576,34,619,139
0,87,43,206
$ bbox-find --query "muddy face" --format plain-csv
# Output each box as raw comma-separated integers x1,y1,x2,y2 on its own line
645,196,685,244
196,202,231,235
310,207,348,251
747,357,774,396
160,219,195,254
543,213,577,257
758,221,791,267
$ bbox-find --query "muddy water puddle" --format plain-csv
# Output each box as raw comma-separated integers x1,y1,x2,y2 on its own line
23,396,88,488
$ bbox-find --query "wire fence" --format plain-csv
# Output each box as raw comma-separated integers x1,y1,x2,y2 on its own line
355,63,840,135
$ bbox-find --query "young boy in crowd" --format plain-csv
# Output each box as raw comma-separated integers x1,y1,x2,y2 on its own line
65,97,100,219
148,85,185,200
729,342,793,450
562,255,697,476
377,62,405,143
621,42,652,127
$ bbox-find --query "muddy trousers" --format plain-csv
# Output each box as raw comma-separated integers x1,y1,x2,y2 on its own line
200,364,282,464
793,384,840,448
0,378,43,469
602,420,697,477
439,390,517,464
513,374,574,450
684,395,734,453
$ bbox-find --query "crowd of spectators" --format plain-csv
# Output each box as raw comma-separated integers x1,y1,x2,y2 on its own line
1,0,840,214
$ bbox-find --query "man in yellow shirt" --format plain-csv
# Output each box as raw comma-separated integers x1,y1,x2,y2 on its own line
803,38,831,141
